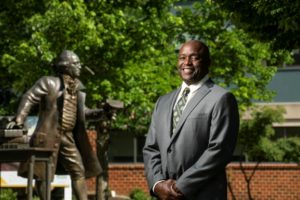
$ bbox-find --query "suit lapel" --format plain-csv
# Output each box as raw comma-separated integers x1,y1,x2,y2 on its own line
170,79,213,142
167,88,181,137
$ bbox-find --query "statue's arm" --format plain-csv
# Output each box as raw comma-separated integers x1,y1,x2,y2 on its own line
84,106,105,121
13,77,49,127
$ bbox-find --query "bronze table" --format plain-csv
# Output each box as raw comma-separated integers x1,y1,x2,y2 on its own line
0,148,54,200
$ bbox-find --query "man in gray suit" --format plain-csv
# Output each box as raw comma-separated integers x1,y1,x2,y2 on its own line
143,40,239,200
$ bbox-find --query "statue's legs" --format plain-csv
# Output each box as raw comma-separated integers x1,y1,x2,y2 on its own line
59,131,88,200
35,180,46,200
72,177,88,200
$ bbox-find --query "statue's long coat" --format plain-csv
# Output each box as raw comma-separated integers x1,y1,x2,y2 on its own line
15,76,102,180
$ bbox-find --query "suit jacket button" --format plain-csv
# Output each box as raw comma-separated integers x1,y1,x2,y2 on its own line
167,149,172,153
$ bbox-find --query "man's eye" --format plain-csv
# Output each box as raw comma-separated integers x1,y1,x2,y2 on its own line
179,56,186,60
191,56,200,61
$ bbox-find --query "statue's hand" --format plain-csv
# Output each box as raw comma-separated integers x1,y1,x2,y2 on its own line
6,121,23,129
90,109,105,119
107,110,117,121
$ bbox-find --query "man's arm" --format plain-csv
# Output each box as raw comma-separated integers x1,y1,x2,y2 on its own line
13,77,50,126
144,127,184,200
143,97,166,193
176,92,239,197
143,98,185,200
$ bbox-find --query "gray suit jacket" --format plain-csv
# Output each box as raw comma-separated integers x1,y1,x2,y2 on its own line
143,79,239,200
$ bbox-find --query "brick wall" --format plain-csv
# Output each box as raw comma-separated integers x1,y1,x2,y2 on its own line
92,163,300,200
227,163,300,200
109,164,148,195
86,131,300,199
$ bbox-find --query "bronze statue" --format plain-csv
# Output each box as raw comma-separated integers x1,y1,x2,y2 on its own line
7,50,103,200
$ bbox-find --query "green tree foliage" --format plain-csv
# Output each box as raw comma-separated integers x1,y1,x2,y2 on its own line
214,0,300,50
0,0,182,133
263,137,300,162
0,0,292,134
239,106,286,161
130,188,155,200
175,1,293,110
0,189,17,200
240,105,300,162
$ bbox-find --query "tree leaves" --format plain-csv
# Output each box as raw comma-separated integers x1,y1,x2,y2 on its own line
215,0,300,49
0,0,293,134
176,1,292,111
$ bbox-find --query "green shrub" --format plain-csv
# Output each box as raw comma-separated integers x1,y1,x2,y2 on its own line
0,188,17,200
129,188,154,200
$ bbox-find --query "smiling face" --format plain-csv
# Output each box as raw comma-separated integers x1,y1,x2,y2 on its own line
177,40,210,85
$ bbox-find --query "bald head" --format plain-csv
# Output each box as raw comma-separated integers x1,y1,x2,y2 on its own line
180,40,211,67
177,40,211,85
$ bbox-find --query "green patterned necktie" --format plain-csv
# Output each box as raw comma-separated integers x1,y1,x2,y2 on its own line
172,87,190,132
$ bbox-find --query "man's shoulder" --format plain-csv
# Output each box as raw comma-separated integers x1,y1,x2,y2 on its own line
206,80,231,94
38,75,59,81
153,89,178,108
210,84,228,94
203,81,237,103
34,76,61,88
159,89,178,100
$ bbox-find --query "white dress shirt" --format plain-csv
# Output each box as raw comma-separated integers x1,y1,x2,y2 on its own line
174,74,209,110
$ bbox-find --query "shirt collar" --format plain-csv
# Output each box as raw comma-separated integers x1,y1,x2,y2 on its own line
180,74,209,94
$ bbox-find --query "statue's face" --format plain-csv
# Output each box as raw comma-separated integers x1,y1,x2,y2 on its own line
64,54,81,78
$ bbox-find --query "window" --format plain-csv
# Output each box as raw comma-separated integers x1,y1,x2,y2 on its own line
108,131,146,163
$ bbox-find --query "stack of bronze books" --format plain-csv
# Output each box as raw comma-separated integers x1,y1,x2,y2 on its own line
0,117,29,149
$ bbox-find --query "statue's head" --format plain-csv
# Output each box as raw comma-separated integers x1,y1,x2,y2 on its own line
54,50,81,78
